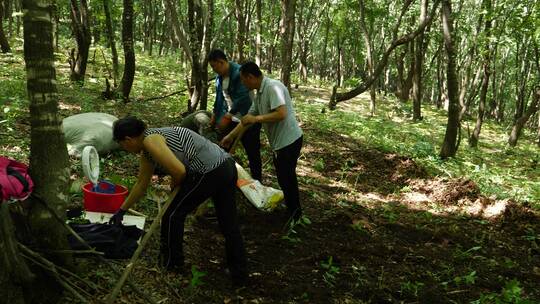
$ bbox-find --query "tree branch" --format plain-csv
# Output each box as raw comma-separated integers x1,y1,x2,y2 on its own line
328,0,441,109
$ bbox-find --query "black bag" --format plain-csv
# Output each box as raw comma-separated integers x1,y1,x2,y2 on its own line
68,223,143,259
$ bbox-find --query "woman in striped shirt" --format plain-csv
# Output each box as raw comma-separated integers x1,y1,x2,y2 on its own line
110,116,247,285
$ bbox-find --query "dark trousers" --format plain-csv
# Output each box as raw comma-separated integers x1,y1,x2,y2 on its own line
273,136,303,219
222,122,262,181
160,158,247,279
240,123,262,181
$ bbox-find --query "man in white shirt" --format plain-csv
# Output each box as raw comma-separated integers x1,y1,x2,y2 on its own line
220,62,303,221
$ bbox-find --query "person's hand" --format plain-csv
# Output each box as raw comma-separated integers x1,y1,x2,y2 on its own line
241,114,258,126
109,208,126,225
220,134,234,149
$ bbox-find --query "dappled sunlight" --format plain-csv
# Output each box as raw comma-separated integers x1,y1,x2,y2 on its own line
58,101,81,111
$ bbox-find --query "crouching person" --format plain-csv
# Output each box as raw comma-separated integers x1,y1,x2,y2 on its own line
110,116,247,285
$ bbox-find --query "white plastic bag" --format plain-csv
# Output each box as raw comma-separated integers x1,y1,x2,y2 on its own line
235,162,284,212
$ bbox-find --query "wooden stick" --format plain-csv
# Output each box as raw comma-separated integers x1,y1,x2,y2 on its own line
19,244,91,304
32,195,158,304
105,187,180,304
137,89,188,102
127,208,146,217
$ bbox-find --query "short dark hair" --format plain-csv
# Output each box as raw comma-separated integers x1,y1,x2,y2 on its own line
113,116,146,141
208,49,227,62
239,61,263,77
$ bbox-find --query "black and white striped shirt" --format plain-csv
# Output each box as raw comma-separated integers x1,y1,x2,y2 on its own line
143,127,229,174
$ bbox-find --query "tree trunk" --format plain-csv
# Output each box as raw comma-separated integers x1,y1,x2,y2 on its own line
508,89,539,147
439,0,460,159
103,0,119,86
319,12,329,81
234,0,247,62
0,0,11,53
69,0,91,83
514,40,531,124
119,0,135,101
494,48,510,123
280,0,296,90
469,0,492,148
22,0,73,300
412,0,428,120
0,203,34,304
359,0,376,116
165,0,221,112
336,34,342,87
255,0,262,66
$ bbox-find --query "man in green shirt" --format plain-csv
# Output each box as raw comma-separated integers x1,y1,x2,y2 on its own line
220,61,303,221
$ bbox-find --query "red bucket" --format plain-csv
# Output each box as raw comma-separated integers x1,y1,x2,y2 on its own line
82,182,128,213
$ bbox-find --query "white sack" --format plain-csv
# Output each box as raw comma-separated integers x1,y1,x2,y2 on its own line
62,112,119,156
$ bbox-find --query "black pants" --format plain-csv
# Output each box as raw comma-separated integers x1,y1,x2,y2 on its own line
273,136,303,219
160,158,247,280
221,122,262,181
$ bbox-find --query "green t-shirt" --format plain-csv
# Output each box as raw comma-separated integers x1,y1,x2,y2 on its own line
248,77,302,150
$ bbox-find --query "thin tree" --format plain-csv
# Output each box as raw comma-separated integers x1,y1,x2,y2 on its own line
69,0,91,83
412,0,428,120
280,0,297,90
234,0,249,63
439,0,461,159
508,88,539,147
469,0,492,148
255,0,262,66
119,0,135,101
164,0,231,112
103,0,119,85
359,0,376,116
0,0,11,53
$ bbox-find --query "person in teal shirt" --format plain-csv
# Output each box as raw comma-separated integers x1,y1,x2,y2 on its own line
220,61,303,221
208,49,262,181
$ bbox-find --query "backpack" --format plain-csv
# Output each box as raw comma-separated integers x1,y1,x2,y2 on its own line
0,156,34,203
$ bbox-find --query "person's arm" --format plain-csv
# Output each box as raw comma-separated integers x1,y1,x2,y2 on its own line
143,134,187,187
220,122,246,149
241,105,287,125
119,153,154,211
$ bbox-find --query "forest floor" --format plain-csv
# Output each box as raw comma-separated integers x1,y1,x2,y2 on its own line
1,49,540,303
42,89,540,304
